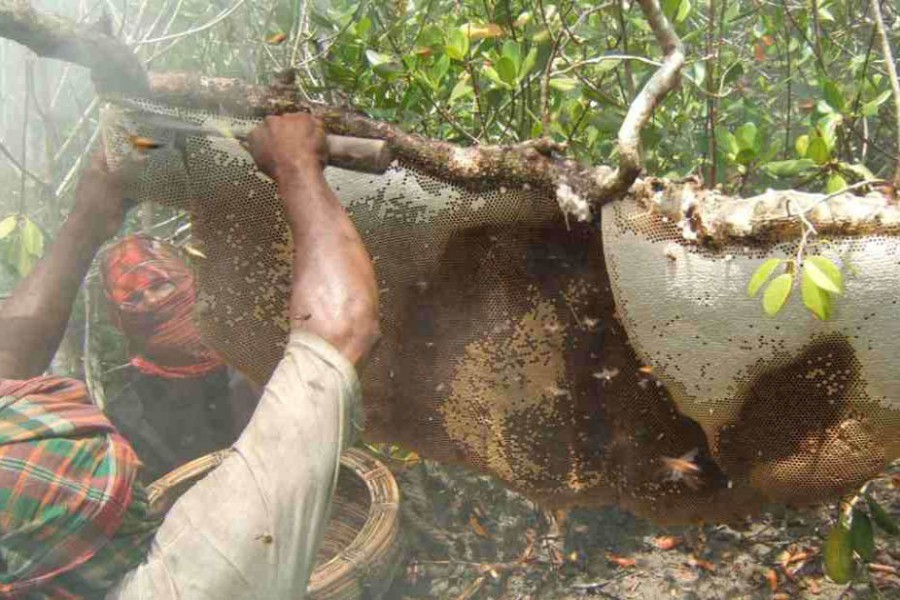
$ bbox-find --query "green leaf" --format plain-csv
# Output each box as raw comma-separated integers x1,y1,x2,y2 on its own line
843,162,875,182
501,40,520,68
365,49,393,66
795,134,810,158
802,267,833,319
662,0,681,20
675,0,692,22
823,80,845,112
818,113,842,149
20,217,43,257
482,65,509,88
495,55,518,85
867,497,899,535
5,233,34,277
763,273,793,316
747,258,783,297
431,54,451,85
446,28,469,61
735,147,757,166
549,77,579,92
722,62,743,85
449,78,473,102
354,16,372,38
735,122,759,151
718,129,739,158
764,159,817,178
850,509,875,562
826,172,848,194
823,524,856,583
807,137,830,165
0,215,16,241
520,47,538,78
805,255,843,294
862,90,891,117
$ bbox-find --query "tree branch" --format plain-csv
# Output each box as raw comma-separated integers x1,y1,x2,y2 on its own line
0,0,147,94
594,0,686,202
140,71,613,212
633,177,899,246
870,0,900,191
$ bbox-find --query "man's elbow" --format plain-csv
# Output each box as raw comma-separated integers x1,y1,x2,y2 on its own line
307,297,380,365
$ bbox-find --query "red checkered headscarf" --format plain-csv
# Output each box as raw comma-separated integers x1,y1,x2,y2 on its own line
101,235,224,379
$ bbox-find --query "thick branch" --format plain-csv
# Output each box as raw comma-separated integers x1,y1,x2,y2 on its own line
870,0,900,190
633,177,900,246
0,0,147,94
143,71,612,217
595,0,685,200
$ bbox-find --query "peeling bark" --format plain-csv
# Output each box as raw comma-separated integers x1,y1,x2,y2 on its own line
0,0,147,94
633,177,900,246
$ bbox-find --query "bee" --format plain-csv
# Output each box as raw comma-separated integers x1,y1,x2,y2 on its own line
658,448,702,490
266,32,287,45
128,134,164,152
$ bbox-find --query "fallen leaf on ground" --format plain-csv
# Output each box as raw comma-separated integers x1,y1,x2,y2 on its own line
468,514,491,538
686,556,716,572
607,553,637,569
765,568,778,592
654,536,682,551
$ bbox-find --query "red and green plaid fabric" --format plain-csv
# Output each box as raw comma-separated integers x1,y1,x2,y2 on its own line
0,376,160,598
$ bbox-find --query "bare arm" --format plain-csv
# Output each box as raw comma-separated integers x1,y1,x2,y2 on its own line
0,152,127,380
247,114,379,366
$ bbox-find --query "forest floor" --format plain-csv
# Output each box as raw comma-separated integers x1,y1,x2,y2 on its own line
379,460,900,600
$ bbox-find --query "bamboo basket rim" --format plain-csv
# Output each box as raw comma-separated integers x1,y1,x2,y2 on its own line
146,447,401,595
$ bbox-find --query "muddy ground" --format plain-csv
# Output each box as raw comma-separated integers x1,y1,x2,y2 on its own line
379,461,899,600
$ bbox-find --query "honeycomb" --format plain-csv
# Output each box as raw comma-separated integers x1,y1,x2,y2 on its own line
100,100,900,523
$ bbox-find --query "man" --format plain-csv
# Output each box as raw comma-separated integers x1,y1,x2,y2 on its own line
0,113,379,598
100,234,256,482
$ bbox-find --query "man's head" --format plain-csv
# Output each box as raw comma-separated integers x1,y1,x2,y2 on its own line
101,234,223,378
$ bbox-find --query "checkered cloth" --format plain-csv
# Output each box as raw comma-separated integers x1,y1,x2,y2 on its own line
101,234,224,379
0,376,160,598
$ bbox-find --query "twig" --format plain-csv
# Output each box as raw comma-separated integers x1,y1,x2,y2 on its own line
870,0,900,189
55,125,100,198
550,53,665,76
0,138,52,192
134,0,248,45
18,55,30,214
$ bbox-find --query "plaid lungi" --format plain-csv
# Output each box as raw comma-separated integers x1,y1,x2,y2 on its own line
0,377,159,598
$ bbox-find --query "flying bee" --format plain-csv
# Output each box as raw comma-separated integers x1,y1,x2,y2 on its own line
128,134,164,152
658,448,702,490
266,32,287,45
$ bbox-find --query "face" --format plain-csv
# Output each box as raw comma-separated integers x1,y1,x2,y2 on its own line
124,279,177,313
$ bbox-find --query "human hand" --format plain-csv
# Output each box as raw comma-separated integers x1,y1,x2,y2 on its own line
246,113,329,182
72,149,132,242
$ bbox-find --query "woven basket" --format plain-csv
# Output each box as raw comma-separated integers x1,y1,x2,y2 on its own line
147,447,403,600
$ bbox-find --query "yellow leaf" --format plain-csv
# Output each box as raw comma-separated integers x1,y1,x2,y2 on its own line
461,23,505,41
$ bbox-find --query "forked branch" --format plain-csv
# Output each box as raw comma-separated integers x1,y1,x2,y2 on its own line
594,0,685,201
